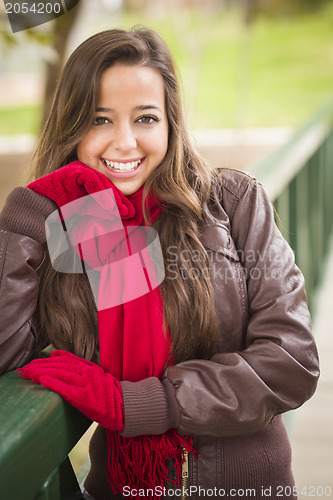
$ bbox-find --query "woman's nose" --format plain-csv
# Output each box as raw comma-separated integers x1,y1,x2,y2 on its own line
112,123,137,152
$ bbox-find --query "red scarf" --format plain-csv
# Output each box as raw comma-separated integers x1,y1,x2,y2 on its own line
67,182,196,497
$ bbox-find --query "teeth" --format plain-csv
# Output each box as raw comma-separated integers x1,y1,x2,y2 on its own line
104,159,142,172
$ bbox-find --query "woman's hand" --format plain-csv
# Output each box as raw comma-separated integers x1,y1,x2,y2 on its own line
17,350,124,431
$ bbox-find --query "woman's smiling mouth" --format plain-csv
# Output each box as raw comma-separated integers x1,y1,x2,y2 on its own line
102,158,143,173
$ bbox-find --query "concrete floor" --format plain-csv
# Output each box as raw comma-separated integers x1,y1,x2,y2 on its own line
290,239,333,499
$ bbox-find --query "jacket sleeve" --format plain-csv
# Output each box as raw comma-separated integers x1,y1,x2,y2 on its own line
0,188,56,375
120,177,319,438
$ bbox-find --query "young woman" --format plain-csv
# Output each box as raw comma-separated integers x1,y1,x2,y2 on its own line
0,27,319,499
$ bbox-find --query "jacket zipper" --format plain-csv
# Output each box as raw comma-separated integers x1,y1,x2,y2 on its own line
181,446,189,500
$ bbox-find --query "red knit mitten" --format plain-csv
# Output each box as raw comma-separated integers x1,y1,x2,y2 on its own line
27,161,134,217
17,350,124,431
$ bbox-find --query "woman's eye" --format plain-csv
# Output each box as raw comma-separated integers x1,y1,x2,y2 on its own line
136,115,158,124
93,116,110,126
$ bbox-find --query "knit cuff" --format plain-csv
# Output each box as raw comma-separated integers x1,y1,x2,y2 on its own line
120,377,180,438
0,187,57,244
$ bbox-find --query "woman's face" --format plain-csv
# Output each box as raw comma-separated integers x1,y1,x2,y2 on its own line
77,63,169,195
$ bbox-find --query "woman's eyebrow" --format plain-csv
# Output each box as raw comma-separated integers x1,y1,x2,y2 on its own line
95,105,163,113
95,107,112,113
135,104,163,113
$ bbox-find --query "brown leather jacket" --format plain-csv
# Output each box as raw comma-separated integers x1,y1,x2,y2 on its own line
0,169,319,499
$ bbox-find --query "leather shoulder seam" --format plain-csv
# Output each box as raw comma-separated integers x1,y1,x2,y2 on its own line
221,168,255,200
220,169,256,220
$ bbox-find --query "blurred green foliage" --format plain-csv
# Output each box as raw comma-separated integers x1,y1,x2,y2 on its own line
0,105,42,135
1,3,333,133
254,0,332,17
120,4,333,128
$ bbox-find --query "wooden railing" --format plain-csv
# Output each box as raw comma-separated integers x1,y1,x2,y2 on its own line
0,370,90,499
1,99,333,499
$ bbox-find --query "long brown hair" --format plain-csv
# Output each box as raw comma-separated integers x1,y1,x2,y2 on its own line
32,27,219,363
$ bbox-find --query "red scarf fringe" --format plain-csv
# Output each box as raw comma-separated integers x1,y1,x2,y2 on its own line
106,430,198,499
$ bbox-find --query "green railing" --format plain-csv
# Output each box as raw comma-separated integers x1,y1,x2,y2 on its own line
0,370,90,499
250,98,333,312
1,99,333,499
